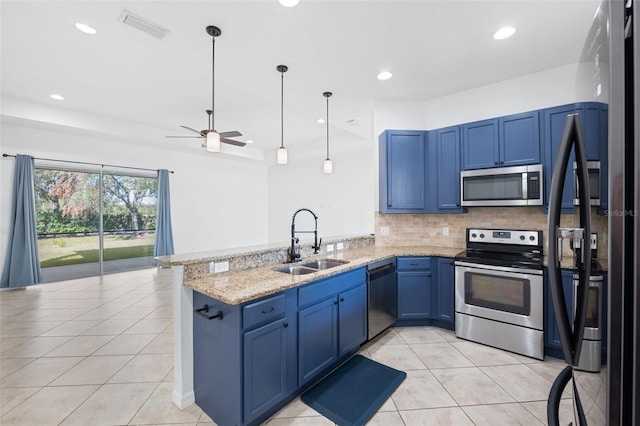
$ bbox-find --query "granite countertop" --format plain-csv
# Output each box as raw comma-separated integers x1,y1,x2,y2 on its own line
182,246,462,306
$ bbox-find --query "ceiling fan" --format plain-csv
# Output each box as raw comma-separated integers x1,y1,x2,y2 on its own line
166,25,244,150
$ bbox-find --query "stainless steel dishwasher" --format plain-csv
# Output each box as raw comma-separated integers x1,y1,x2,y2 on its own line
367,258,397,340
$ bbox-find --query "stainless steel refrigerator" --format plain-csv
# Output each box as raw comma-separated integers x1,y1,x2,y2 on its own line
547,0,638,425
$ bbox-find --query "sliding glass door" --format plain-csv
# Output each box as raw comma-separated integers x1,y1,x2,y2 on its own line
34,167,157,282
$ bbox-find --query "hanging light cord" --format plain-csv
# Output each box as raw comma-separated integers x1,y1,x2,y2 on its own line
280,70,284,149
325,92,331,159
211,35,216,132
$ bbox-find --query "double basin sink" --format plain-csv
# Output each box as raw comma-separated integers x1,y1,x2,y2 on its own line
274,259,350,275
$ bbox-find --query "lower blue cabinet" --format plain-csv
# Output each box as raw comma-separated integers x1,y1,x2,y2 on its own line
435,258,455,324
397,257,433,319
298,268,367,387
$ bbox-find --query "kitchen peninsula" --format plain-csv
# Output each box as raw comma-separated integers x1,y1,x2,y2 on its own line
154,235,461,425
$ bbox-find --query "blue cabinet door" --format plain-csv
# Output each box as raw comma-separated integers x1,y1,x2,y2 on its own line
298,297,338,386
544,269,574,353
433,127,463,211
499,111,541,167
397,271,432,319
337,284,367,357
435,258,455,324
379,130,427,213
244,317,290,423
578,102,603,161
542,104,577,213
462,119,499,170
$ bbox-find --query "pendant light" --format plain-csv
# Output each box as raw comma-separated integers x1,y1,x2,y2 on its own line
276,65,288,164
206,25,221,152
323,91,333,173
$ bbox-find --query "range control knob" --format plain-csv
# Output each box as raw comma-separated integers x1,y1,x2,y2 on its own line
479,233,485,238
530,235,535,241
471,233,477,238
520,235,525,240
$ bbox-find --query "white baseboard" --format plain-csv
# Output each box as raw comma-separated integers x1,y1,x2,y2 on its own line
172,388,195,409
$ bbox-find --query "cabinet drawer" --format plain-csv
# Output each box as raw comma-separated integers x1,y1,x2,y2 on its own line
298,268,365,308
397,257,431,270
243,294,287,330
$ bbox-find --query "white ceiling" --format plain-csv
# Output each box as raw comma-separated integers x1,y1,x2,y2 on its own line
1,0,601,161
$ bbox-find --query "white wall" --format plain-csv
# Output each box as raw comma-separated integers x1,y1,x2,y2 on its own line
0,121,269,273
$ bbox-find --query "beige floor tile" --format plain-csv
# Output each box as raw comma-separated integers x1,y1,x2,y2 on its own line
272,397,323,418
37,308,91,321
145,306,174,319
73,306,126,321
140,334,173,354
462,402,545,425
129,381,203,424
0,320,65,337
81,318,138,335
521,400,576,425
368,344,427,371
59,382,157,425
0,335,72,358
44,335,114,357
40,320,102,336
93,333,156,355
399,407,475,425
396,326,447,344
108,353,173,383
390,369,457,410
481,364,553,402
411,342,474,369
0,357,83,387
0,384,98,426
525,359,571,383
451,340,524,366
108,305,159,320
0,386,40,416
434,328,459,342
0,357,35,379
366,410,404,425
264,416,334,425
431,367,515,405
51,355,134,385
0,337,32,352
364,328,406,350
122,317,172,334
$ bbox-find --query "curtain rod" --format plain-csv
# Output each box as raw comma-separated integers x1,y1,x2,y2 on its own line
2,153,174,174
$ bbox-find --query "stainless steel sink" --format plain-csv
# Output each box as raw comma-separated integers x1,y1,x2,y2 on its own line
274,259,350,274
300,259,350,270
273,265,319,275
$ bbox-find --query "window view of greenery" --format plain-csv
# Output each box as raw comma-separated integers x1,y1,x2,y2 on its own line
35,169,157,269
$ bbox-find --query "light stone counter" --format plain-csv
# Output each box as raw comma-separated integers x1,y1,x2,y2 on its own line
164,245,462,305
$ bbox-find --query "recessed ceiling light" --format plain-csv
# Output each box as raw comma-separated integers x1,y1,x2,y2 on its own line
50,94,64,101
75,22,97,34
317,118,325,124
377,71,393,81
493,26,516,40
278,0,300,7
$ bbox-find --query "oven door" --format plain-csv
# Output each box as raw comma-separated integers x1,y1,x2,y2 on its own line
455,261,543,330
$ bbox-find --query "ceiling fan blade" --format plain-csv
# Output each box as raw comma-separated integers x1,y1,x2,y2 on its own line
165,136,204,139
220,130,242,138
221,138,246,147
180,125,206,136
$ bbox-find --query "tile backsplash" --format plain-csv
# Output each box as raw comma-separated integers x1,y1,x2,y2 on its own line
375,207,608,261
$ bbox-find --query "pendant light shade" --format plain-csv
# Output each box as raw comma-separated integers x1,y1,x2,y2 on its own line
276,65,289,165
323,91,333,174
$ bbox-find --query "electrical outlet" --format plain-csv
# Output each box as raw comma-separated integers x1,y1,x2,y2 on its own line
209,261,215,273
326,244,334,252
380,227,389,236
214,261,229,273
337,242,344,250
443,226,450,236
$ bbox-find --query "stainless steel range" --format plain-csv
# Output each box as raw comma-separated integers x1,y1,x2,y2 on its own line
454,228,544,360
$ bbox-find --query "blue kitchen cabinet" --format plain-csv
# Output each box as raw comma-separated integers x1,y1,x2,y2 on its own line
432,127,463,212
379,130,427,213
499,111,541,167
542,102,608,214
462,112,541,170
462,119,499,170
544,268,574,358
193,289,298,426
297,268,367,386
435,257,455,325
397,257,433,319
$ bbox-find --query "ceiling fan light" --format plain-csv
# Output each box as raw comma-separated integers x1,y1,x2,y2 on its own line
323,158,333,174
277,147,288,164
206,131,221,152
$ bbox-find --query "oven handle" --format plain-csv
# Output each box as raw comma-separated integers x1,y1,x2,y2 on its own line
454,261,543,276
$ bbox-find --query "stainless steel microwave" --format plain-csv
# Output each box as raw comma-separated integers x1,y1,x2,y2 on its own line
573,161,601,206
460,164,544,207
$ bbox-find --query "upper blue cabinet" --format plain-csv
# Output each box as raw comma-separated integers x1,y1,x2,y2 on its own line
432,126,463,212
462,111,541,170
379,130,427,213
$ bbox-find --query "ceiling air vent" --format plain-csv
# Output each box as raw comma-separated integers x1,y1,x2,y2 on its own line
118,10,170,40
